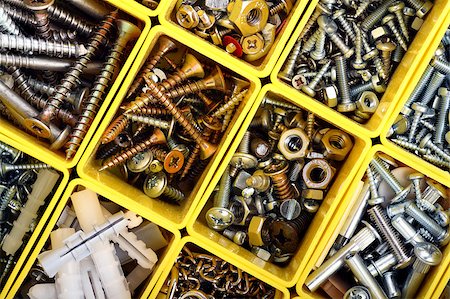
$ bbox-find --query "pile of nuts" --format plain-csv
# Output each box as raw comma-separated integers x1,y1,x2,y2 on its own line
205,93,354,264
174,0,294,62
159,245,276,298
0,0,141,160
0,141,59,288
388,28,450,173
95,35,250,204
305,153,449,299
279,0,433,123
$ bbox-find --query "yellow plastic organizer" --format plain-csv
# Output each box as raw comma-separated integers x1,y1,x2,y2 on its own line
271,0,450,138
125,0,168,17
0,132,69,299
78,25,261,230
381,10,450,185
434,264,450,299
185,84,371,288
159,0,309,78
0,0,151,169
149,236,290,299
7,178,182,299
296,144,450,299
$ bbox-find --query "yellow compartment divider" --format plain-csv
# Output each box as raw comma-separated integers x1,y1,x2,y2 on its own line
270,0,450,138
381,10,450,185
0,133,69,299
159,0,309,78
0,0,151,169
149,236,290,299
77,25,261,230
296,144,450,299
7,178,182,299
185,84,371,288
433,263,450,299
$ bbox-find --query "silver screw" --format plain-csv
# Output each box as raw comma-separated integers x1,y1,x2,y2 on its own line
430,57,450,74
405,0,433,18
319,16,354,58
434,88,450,145
382,14,408,51
423,154,450,169
367,253,397,277
408,172,424,202
335,56,355,112
418,71,447,106
0,7,21,35
408,102,428,142
279,39,302,81
332,9,356,42
310,28,326,60
390,138,430,155
420,133,450,162
366,166,384,205
301,59,331,97
388,1,409,41
403,65,434,112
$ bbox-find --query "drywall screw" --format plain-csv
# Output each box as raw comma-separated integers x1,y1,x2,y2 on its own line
367,205,412,269
404,201,450,244
0,33,87,58
211,89,247,118
345,253,388,299
262,96,299,110
389,2,409,41
99,128,166,171
377,42,396,79
420,133,450,162
65,20,141,159
144,77,217,160
382,14,408,51
144,171,185,202
402,242,442,298
352,25,366,70
47,3,94,36
390,138,430,155
361,0,396,32
332,9,355,42
434,88,450,145
382,271,401,299
0,161,51,177
370,155,411,202
34,10,118,128
335,56,355,112
319,16,354,58
391,215,427,246
0,7,21,35
127,36,177,98
408,102,428,142
222,228,246,245
301,59,331,97
403,65,435,112
125,115,171,130
205,165,234,231
409,172,424,202
279,39,302,81
100,115,128,144
159,53,205,92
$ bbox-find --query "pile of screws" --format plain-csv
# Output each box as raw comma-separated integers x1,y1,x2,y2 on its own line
279,0,433,124
159,245,276,298
205,94,354,264
388,29,450,173
0,141,59,288
305,153,449,299
95,36,250,204
174,0,294,62
0,0,142,160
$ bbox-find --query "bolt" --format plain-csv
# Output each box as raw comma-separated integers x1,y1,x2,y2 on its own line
143,171,185,203
418,70,447,107
402,242,442,298
335,56,355,112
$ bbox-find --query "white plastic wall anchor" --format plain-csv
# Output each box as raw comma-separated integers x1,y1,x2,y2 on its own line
51,228,84,299
80,257,105,299
56,206,77,228
27,283,57,299
71,189,131,299
2,169,60,255
126,265,152,294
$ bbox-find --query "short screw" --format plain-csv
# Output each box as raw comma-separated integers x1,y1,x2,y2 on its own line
222,228,247,245
376,41,396,79
143,171,185,203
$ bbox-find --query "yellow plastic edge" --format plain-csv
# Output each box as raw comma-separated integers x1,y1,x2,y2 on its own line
432,263,450,299
77,25,262,230
0,133,70,299
121,0,167,17
158,0,309,78
149,236,290,299
186,83,371,288
0,0,151,169
271,0,450,138
295,144,450,299
380,10,450,185
6,178,181,299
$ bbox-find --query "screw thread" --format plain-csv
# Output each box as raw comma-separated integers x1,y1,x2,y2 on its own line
350,81,372,97
0,141,20,157
431,58,450,74
381,51,394,78
361,0,395,31
370,156,402,193
424,138,450,162
354,0,371,18
391,138,430,155
280,39,302,80
101,115,129,144
134,106,169,116
405,65,435,108
420,119,435,131
434,94,450,145
33,10,52,40
214,166,231,208
366,166,379,198
127,115,170,129
423,154,450,169
263,97,298,110
180,144,200,179
211,89,247,117
311,29,326,59
306,112,315,139
0,2,36,28
354,25,364,63
335,56,351,103
96,141,121,160
238,131,251,153
268,171,294,200
405,202,445,239
159,70,186,91
47,4,93,36
163,185,185,202
51,29,78,42
337,15,356,42
288,161,303,182
0,7,20,35
0,186,16,216
290,211,313,236
393,10,409,41
418,227,435,242
307,60,331,90
302,28,320,53
166,80,206,98
419,71,446,106
329,33,353,56
299,8,322,39
367,205,410,264
405,0,425,11
387,21,408,51
408,111,423,142
221,109,233,132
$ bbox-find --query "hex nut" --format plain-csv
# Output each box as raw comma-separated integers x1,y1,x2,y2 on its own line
248,216,266,246
324,85,338,107
302,158,335,189
278,128,310,160
227,0,270,37
356,91,379,114
321,129,353,161
411,17,424,31
231,196,252,226
371,26,388,40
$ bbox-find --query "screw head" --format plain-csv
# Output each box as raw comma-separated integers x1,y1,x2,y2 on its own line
408,172,424,181
24,0,55,10
230,153,258,169
205,207,235,231
414,242,442,266
376,42,396,53
388,1,405,13
143,172,167,197
127,151,153,173
164,150,185,173
381,14,396,25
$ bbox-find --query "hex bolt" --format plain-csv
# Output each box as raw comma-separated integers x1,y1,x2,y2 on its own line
404,201,450,245
388,1,409,41
367,205,411,269
319,16,354,58
279,39,302,81
335,56,355,112
434,88,450,145
382,271,401,299
409,172,424,202
345,253,388,299
361,0,396,31
305,222,381,292
370,155,410,202
420,133,450,162
402,242,442,298
367,253,397,277
391,215,426,246
301,59,331,97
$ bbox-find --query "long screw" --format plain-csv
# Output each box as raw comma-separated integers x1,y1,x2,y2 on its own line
420,133,450,162
335,56,355,112
0,7,21,35
47,3,94,36
434,88,450,145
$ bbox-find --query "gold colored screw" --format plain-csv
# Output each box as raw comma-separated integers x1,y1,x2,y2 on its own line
100,114,129,144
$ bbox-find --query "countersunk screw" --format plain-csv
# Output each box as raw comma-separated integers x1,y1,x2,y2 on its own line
335,56,355,112
367,205,412,269
0,161,51,177
150,146,184,174
388,1,409,41
143,171,185,203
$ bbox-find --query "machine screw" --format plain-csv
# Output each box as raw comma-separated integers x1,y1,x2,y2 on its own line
335,56,355,112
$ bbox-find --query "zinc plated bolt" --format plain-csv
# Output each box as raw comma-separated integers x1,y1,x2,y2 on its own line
434,88,450,145
402,242,442,298
301,59,331,97
350,75,386,97
422,180,448,205
418,71,447,106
